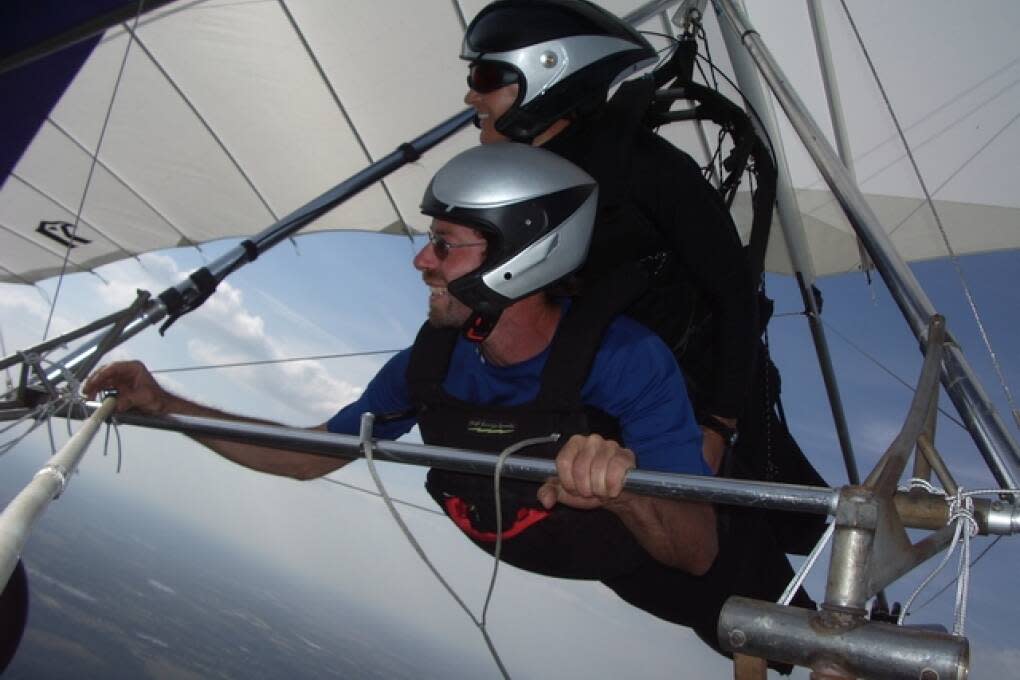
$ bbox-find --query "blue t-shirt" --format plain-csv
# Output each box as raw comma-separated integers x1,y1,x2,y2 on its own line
328,315,708,476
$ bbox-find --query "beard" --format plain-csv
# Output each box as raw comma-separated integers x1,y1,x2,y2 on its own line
427,288,473,328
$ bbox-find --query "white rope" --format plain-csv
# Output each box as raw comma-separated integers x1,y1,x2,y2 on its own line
897,503,966,627
947,493,977,635
359,414,511,680
0,356,86,456
905,477,944,496
483,435,559,627
897,485,1020,634
779,521,835,606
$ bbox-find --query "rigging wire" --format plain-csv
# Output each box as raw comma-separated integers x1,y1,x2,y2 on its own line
41,0,147,342
814,316,968,432
886,110,1020,239
149,348,402,375
821,76,1020,211
839,0,1020,431
695,26,720,92
694,53,778,168
803,57,1020,193
912,535,1003,614
319,475,444,516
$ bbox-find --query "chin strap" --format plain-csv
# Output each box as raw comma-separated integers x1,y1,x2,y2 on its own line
462,310,501,343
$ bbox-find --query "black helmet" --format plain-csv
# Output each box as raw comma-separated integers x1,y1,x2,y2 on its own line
462,0,656,142
421,143,597,332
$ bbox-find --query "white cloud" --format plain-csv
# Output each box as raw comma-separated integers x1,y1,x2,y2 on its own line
77,251,366,420
0,283,81,346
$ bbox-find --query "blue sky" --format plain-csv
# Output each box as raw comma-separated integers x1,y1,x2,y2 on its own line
3,231,1019,678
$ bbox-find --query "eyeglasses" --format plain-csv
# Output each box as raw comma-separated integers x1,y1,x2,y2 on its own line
427,229,487,260
466,61,519,93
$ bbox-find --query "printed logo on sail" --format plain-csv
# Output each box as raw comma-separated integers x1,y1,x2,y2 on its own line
37,221,91,248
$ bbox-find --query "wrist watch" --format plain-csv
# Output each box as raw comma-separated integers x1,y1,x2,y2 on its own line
700,415,738,447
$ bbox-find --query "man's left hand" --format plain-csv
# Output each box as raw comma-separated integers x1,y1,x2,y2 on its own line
537,434,635,510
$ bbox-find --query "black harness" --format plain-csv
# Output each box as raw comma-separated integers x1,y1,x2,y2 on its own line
406,268,653,579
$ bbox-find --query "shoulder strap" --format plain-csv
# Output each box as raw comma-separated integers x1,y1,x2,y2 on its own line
537,263,649,410
583,77,656,207
405,322,459,405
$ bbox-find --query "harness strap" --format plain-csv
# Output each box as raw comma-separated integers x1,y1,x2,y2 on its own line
445,497,550,542
536,263,648,411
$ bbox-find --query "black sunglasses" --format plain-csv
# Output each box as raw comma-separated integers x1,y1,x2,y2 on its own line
427,229,487,260
466,61,519,93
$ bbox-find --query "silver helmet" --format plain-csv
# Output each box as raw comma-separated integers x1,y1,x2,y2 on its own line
462,0,656,142
420,143,597,324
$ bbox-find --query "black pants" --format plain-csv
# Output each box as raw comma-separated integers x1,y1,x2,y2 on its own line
456,502,811,674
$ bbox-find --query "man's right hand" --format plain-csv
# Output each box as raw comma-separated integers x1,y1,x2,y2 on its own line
83,361,171,414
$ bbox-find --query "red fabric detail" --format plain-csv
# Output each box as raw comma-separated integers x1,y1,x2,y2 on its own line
444,497,550,542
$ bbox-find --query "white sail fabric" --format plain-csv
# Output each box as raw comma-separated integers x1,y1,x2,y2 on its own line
1,0,1018,283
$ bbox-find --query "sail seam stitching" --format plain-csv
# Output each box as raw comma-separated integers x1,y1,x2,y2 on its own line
122,27,281,221
840,0,1020,425
45,118,200,250
11,173,133,259
43,0,146,340
276,0,414,241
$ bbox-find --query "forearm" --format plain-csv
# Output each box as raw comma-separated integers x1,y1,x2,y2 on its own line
161,393,348,480
607,493,718,574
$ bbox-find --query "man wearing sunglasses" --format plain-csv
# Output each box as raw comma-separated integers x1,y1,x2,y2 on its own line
460,0,757,480
86,140,741,638
456,0,819,663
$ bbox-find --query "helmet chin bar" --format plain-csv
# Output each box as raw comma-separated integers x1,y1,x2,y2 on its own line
449,274,509,343
462,309,502,343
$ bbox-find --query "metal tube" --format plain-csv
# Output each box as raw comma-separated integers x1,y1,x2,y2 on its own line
0,408,33,422
805,0,855,177
867,316,945,493
104,408,839,515
622,0,684,26
716,0,860,485
0,397,118,589
42,299,167,385
712,0,1020,492
39,110,475,388
719,597,969,680
0,0,180,75
195,109,475,283
0,306,131,372
825,488,877,611
806,0,873,277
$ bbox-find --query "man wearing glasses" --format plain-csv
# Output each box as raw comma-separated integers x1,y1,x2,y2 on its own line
461,0,754,477
85,143,769,661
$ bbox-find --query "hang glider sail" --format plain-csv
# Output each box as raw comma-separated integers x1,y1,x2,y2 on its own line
2,0,1019,284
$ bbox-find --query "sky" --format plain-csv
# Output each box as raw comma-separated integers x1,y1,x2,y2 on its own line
3,1,1020,678
3,240,1020,680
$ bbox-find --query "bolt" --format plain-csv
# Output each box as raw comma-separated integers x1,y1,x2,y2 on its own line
919,669,939,680
728,629,746,648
